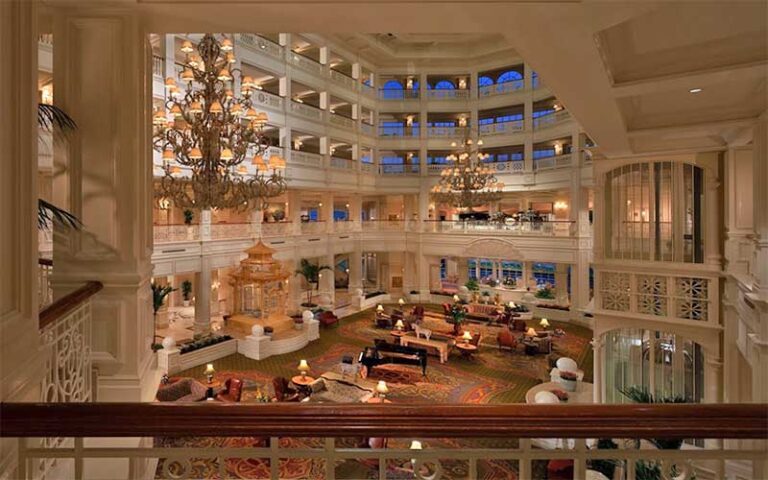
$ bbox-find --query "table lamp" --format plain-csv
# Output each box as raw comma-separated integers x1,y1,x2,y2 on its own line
298,359,310,380
525,327,537,338
395,319,404,332
376,380,389,399
398,298,405,307
508,301,516,309
204,363,215,384
410,440,423,468
539,318,550,329
376,304,384,314
453,294,460,303
462,330,472,345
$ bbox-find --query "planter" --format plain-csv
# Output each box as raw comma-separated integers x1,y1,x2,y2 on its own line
559,378,577,392
294,321,304,330
182,300,190,307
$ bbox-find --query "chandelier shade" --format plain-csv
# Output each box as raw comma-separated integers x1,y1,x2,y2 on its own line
430,137,504,209
153,34,287,211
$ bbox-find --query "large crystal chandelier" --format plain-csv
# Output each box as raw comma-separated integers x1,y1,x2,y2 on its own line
153,34,287,210
430,137,504,209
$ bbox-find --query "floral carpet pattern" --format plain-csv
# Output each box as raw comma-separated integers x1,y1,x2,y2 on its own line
156,304,593,479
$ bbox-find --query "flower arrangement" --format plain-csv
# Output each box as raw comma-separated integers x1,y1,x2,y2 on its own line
178,335,233,355
550,388,569,402
559,371,579,381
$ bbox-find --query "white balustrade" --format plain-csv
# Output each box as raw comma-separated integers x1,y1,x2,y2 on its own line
334,220,355,233
380,164,420,175
290,151,324,168
379,126,419,138
359,122,374,136
360,163,375,174
38,34,53,46
479,120,524,136
236,34,283,59
424,220,574,237
289,52,324,75
153,224,199,243
261,221,292,237
152,55,164,78
478,79,525,97
427,163,446,175
426,126,467,138
533,110,571,129
379,89,419,100
490,161,525,173
329,113,355,130
38,259,53,309
290,101,323,120
300,221,326,235
210,223,251,240
426,89,470,100
362,220,405,231
330,157,356,170
251,90,284,110
361,84,376,97
330,69,358,90
534,154,571,171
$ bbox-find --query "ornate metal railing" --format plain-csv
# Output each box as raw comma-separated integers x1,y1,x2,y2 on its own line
534,153,573,171
359,122,375,136
533,110,571,130
423,220,575,237
236,34,283,59
426,89,470,100
479,120,524,135
380,163,420,175
251,90,284,110
290,150,324,168
38,258,53,309
426,125,468,138
153,224,199,243
330,69,358,90
379,88,420,100
478,80,525,97
290,101,323,120
329,156,356,170
489,160,525,173
360,162,376,174
379,125,419,137
289,52,323,74
1,403,765,480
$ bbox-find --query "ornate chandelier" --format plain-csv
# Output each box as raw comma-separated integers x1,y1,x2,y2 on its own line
152,34,287,211
430,137,504,209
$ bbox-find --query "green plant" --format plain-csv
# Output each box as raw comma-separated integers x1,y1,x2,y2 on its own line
37,104,81,230
183,209,194,225
588,439,618,480
620,386,688,450
295,259,332,306
534,286,556,300
181,280,193,301
446,304,466,335
464,278,479,291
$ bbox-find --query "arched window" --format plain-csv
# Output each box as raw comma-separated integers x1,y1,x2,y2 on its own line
478,76,494,87
381,79,403,100
434,80,455,90
605,162,704,263
411,80,419,90
497,70,523,83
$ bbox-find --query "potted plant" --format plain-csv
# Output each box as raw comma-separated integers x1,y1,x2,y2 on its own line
464,278,479,292
295,259,332,308
183,209,194,239
481,291,491,304
293,316,304,330
181,280,193,307
272,210,285,222
264,326,274,337
446,304,466,336
558,370,579,392
151,282,176,351
535,286,556,300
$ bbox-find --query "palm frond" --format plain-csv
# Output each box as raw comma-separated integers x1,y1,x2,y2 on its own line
37,103,77,133
38,199,82,230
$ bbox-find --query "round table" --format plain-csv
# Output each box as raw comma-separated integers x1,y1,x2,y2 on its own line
455,342,478,359
291,375,316,396
390,330,406,344
366,397,392,404
525,381,594,404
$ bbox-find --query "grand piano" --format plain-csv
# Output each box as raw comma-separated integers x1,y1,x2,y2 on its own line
359,339,428,376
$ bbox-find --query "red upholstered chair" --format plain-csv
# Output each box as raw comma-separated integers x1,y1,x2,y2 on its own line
442,303,452,316
317,310,339,328
512,318,527,332
547,459,574,480
496,329,518,352
272,377,301,402
215,378,244,403
411,305,425,321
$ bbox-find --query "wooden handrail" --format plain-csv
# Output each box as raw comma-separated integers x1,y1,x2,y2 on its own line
38,281,103,330
1,403,765,439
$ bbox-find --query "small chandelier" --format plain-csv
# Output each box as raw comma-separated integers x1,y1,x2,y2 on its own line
153,34,287,210
430,137,504,209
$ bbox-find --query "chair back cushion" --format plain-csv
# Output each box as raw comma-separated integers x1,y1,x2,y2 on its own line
228,378,244,402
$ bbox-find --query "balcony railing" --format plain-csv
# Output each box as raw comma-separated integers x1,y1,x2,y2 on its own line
290,150,324,168
333,220,355,233
300,221,326,235
1,403,765,480
329,113,355,130
330,69,358,90
329,156,356,170
424,219,575,236
479,120,524,135
362,219,405,231
38,258,53,309
478,79,525,97
153,224,199,243
534,153,572,171
210,222,251,240
251,90,284,110
426,126,468,138
359,122,375,136
487,160,525,173
426,89,470,100
261,221,293,237
152,55,164,77
380,164,420,175
379,88,419,100
289,52,323,75
379,126,419,137
361,162,375,174
236,33,283,59
533,110,571,129
290,101,323,121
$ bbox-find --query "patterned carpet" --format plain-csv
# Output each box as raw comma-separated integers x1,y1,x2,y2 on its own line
157,304,593,479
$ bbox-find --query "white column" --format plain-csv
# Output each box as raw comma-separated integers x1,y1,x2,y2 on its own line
0,0,46,402
194,264,211,336
523,64,534,173
51,10,155,401
250,208,263,238
200,208,212,241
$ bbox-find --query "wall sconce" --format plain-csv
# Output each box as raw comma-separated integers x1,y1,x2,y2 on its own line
458,116,467,127
158,197,171,210
554,142,563,155
406,77,414,89
554,201,568,210
458,78,467,89
405,115,414,127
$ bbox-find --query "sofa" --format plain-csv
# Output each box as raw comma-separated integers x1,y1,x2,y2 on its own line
317,310,339,328
463,304,502,323
215,377,244,402
156,378,208,402
304,376,374,403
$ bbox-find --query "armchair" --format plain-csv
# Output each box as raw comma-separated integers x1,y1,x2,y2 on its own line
317,310,339,328
215,378,244,403
511,318,527,332
411,305,425,321
272,376,301,402
496,329,518,352
156,378,208,402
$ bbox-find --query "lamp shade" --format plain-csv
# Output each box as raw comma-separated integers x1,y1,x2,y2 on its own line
526,327,537,337
376,304,384,313
298,359,309,372
462,330,472,341
204,364,215,376
539,318,550,329
410,440,422,450
453,294,460,302
508,301,516,308
376,381,389,395
398,298,405,306
395,319,404,329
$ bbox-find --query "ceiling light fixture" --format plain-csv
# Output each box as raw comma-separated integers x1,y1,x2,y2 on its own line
689,88,702,94
430,136,503,210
